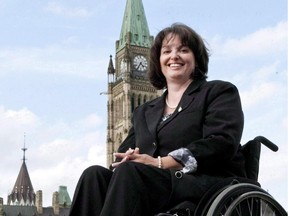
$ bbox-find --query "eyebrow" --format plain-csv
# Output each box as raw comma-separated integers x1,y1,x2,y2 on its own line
161,44,187,49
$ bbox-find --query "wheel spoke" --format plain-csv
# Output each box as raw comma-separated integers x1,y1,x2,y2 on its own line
206,183,286,216
224,191,286,216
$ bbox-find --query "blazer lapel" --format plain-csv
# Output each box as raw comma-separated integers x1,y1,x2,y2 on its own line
145,94,166,138
179,79,205,111
158,79,205,129
145,79,205,135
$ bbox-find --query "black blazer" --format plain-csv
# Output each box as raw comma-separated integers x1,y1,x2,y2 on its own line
118,79,246,178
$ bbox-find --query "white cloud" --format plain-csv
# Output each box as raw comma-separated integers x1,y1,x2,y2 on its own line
29,134,106,206
209,22,287,110
0,106,41,151
78,113,103,129
241,81,279,108
252,61,283,81
0,106,106,206
0,106,40,127
259,149,288,183
211,21,287,57
45,2,91,18
232,60,286,109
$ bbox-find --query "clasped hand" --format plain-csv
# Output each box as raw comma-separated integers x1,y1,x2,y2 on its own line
112,147,156,168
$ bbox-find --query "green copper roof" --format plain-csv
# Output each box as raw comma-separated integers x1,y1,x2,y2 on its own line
118,0,151,51
58,186,71,206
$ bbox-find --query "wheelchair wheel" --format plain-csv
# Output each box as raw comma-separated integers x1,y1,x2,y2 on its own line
193,178,260,216
206,183,268,216
224,191,287,216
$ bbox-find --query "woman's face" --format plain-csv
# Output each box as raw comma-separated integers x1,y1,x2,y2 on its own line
160,33,196,84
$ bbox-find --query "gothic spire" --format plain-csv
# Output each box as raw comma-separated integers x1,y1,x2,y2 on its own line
107,55,115,83
107,55,115,75
117,0,152,51
7,136,36,206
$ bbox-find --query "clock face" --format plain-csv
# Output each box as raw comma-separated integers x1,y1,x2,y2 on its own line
133,55,148,72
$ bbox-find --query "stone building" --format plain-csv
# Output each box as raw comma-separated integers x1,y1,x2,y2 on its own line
0,144,71,216
106,0,161,166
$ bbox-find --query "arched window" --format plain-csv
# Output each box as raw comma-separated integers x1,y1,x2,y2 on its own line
120,96,124,120
115,99,118,123
131,94,135,112
138,94,141,106
143,95,147,103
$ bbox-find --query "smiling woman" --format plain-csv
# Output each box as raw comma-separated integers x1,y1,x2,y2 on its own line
0,0,286,211
68,23,248,216
149,24,208,90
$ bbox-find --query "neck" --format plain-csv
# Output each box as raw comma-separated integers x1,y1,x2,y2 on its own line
166,79,192,106
166,79,192,94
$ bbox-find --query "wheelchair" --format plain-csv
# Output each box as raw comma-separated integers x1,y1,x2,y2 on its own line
157,136,287,216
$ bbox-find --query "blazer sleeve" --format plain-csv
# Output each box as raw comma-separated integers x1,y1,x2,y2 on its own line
117,126,136,154
186,81,244,173
114,116,137,163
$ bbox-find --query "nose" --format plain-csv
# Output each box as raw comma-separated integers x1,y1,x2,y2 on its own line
170,50,179,60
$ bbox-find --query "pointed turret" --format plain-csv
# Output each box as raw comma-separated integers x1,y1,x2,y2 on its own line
107,55,115,83
7,136,36,206
117,0,152,52
107,55,115,75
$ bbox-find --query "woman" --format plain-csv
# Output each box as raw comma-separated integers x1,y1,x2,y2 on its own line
69,23,246,216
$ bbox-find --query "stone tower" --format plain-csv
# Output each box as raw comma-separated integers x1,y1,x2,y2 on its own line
106,0,161,166
36,190,43,214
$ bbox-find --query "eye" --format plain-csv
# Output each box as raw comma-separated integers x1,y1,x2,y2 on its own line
161,49,171,54
180,47,190,53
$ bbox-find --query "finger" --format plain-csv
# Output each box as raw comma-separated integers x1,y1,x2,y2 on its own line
114,152,127,159
128,148,135,155
111,162,120,167
126,148,131,154
134,147,140,154
112,156,128,168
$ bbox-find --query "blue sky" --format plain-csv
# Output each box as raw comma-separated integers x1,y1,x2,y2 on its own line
0,0,287,210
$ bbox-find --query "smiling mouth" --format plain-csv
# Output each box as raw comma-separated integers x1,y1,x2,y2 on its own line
168,63,183,68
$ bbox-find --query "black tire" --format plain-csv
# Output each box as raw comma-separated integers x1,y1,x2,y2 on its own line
224,191,287,216
206,183,268,216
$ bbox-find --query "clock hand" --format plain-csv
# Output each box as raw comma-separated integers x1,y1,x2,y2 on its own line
137,62,143,70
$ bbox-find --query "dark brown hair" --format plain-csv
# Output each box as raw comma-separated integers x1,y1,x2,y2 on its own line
149,23,209,89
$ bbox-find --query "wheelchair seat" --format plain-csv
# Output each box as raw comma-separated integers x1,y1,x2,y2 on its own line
156,136,286,216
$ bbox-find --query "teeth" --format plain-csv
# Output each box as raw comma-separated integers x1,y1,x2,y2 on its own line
170,63,182,67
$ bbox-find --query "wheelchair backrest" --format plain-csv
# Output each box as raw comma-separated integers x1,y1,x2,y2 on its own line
242,140,261,181
242,136,278,181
